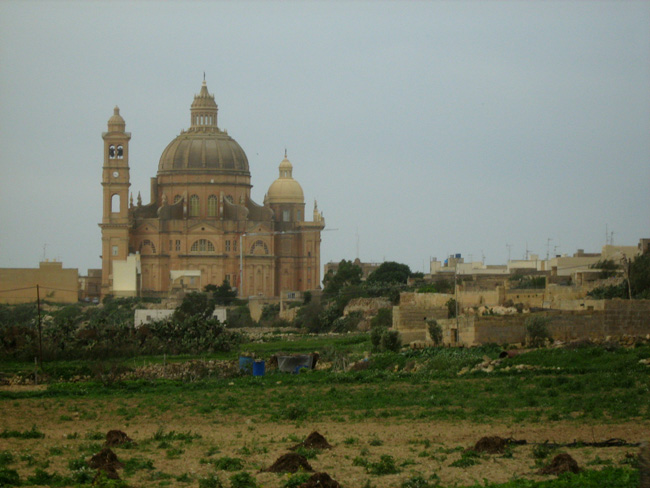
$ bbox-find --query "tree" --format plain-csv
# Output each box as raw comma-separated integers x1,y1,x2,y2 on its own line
370,308,392,329
427,319,443,346
525,316,552,347
205,279,237,306
589,259,620,279
380,330,402,352
323,260,362,295
174,292,214,322
367,261,411,284
629,253,650,299
446,298,457,319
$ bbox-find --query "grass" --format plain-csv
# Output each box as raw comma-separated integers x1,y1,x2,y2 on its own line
3,344,646,424
462,467,638,487
0,425,45,439
0,341,647,488
210,456,245,471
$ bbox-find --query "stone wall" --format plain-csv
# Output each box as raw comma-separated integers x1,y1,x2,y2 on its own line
399,299,650,346
343,297,392,317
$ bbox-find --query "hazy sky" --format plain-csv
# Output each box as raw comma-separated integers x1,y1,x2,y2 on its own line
1,1,648,276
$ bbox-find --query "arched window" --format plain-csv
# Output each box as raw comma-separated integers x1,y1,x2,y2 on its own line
207,195,218,217
117,146,123,159
189,195,199,217
140,239,156,254
250,240,269,255
225,195,234,204
174,195,182,204
190,239,215,253
109,145,116,159
111,194,120,213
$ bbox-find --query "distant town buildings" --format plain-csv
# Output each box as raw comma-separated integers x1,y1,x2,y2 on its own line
427,243,642,284
0,261,78,304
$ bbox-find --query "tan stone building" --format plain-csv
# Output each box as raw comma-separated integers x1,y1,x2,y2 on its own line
100,80,324,298
0,261,79,304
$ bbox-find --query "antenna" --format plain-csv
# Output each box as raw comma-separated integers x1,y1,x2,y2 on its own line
42,244,47,262
481,250,485,264
355,227,359,260
506,243,512,262
525,242,530,260
546,238,552,261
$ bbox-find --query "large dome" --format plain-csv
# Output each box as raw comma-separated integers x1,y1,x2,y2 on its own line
158,130,249,173
157,81,249,175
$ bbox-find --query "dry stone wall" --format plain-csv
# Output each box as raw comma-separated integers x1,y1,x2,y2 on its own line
397,299,650,346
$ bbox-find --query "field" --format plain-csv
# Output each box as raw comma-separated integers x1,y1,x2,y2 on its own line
1,334,649,488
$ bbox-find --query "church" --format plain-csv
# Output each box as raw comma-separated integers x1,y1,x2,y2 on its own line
100,80,324,299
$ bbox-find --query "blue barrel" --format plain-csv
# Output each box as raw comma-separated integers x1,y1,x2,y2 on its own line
253,360,265,377
239,356,254,373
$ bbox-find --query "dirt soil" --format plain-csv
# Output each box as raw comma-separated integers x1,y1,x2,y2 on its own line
0,395,648,488
263,452,314,473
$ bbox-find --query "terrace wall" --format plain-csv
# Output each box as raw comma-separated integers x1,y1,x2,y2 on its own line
398,299,650,346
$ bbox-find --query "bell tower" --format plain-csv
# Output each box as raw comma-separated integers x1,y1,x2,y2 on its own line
100,106,132,296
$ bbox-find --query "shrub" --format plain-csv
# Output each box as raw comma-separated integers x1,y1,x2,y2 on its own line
427,319,442,346
365,455,401,475
401,474,439,487
532,443,555,459
446,298,457,319
198,473,224,488
258,303,280,325
0,468,20,486
211,456,244,471
229,472,258,488
370,308,393,329
227,306,254,328
283,473,312,488
525,316,552,347
370,326,386,351
380,330,402,352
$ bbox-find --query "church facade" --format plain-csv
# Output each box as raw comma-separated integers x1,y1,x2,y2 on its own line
100,81,324,298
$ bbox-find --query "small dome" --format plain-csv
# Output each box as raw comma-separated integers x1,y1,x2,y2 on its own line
107,106,125,132
266,156,304,204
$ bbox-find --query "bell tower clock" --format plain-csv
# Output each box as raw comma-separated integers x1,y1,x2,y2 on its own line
100,106,132,296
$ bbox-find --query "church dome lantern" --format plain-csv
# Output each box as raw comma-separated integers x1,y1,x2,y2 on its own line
157,80,249,175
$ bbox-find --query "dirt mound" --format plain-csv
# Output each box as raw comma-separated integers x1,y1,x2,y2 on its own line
298,472,341,488
263,453,314,473
473,436,510,454
88,448,123,479
291,431,333,450
105,430,134,447
538,453,581,475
